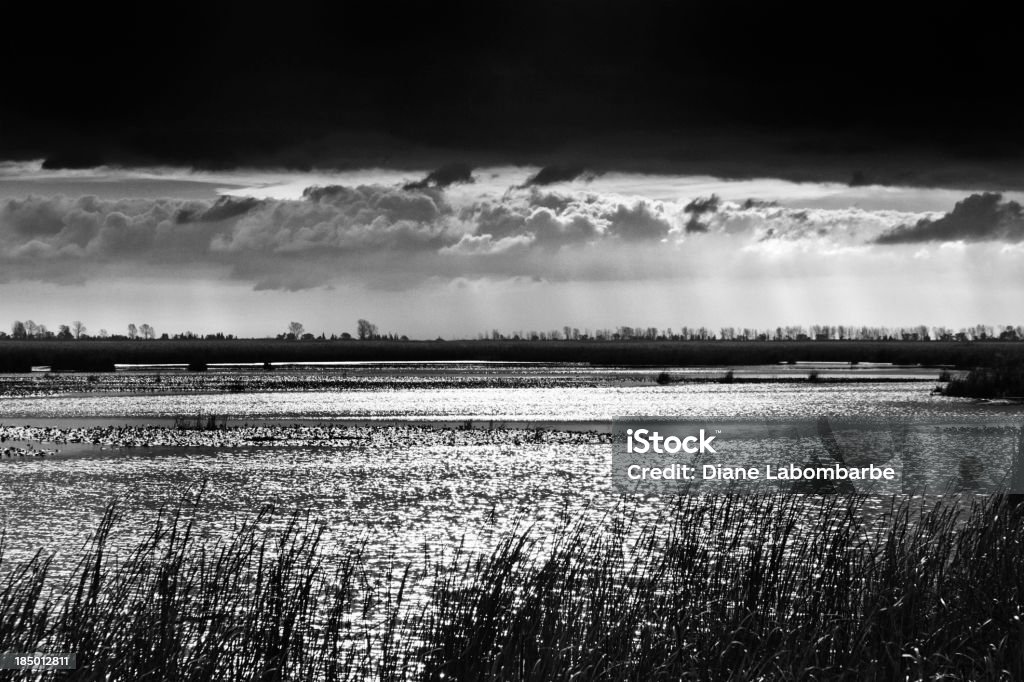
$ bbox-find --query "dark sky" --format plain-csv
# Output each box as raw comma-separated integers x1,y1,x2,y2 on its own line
4,2,1022,184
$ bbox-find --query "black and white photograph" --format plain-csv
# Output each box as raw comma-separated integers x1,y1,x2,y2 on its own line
2,2,1024,679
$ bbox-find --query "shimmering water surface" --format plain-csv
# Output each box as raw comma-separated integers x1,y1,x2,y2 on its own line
1,363,1021,577
0,378,994,423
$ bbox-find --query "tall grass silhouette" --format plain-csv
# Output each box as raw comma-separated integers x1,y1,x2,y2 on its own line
2,494,1024,680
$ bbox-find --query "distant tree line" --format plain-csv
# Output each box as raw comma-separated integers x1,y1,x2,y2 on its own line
274,320,408,342
6,319,1023,343
3,321,157,341
479,324,1024,343
0,319,412,342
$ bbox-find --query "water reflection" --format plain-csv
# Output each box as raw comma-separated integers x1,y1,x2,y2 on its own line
0,382,1007,422
1,366,1022,590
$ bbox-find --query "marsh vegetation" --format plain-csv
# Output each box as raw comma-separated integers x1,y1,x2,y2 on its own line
2,494,1024,680
943,358,1024,400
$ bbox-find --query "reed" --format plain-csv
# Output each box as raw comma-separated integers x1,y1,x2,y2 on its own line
2,494,1023,680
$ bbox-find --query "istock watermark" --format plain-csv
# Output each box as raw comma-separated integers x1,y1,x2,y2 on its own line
625,427,718,455
611,417,1024,495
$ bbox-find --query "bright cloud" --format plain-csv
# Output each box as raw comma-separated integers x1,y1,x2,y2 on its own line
0,176,975,293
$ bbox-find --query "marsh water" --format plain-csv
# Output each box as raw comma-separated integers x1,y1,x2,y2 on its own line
1,362,1022,585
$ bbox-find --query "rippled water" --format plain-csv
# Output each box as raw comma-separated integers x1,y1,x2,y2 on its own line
1,365,1022,579
0,437,608,589
0,381,1003,422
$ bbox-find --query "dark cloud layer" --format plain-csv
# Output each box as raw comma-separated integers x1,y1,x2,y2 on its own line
876,193,1024,244
2,2,1024,190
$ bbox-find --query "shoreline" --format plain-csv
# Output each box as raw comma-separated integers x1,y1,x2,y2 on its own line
1,338,1022,372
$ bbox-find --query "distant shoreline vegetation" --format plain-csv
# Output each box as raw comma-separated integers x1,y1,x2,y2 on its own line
6,322,1024,345
2,339,1024,373
943,358,1024,400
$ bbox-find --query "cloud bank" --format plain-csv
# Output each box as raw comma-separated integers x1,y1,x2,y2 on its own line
0,181,983,292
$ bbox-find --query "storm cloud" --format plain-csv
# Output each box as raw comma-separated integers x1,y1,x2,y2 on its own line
683,194,720,233
176,196,264,224
402,163,475,190
517,165,594,188
875,193,1024,244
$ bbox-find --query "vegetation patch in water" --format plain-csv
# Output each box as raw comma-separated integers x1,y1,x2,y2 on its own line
943,357,1024,399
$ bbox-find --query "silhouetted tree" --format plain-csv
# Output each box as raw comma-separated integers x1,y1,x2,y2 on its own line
139,323,154,340
11,321,26,339
357,319,378,340
57,325,73,340
71,320,86,339
287,322,304,340
128,323,138,340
